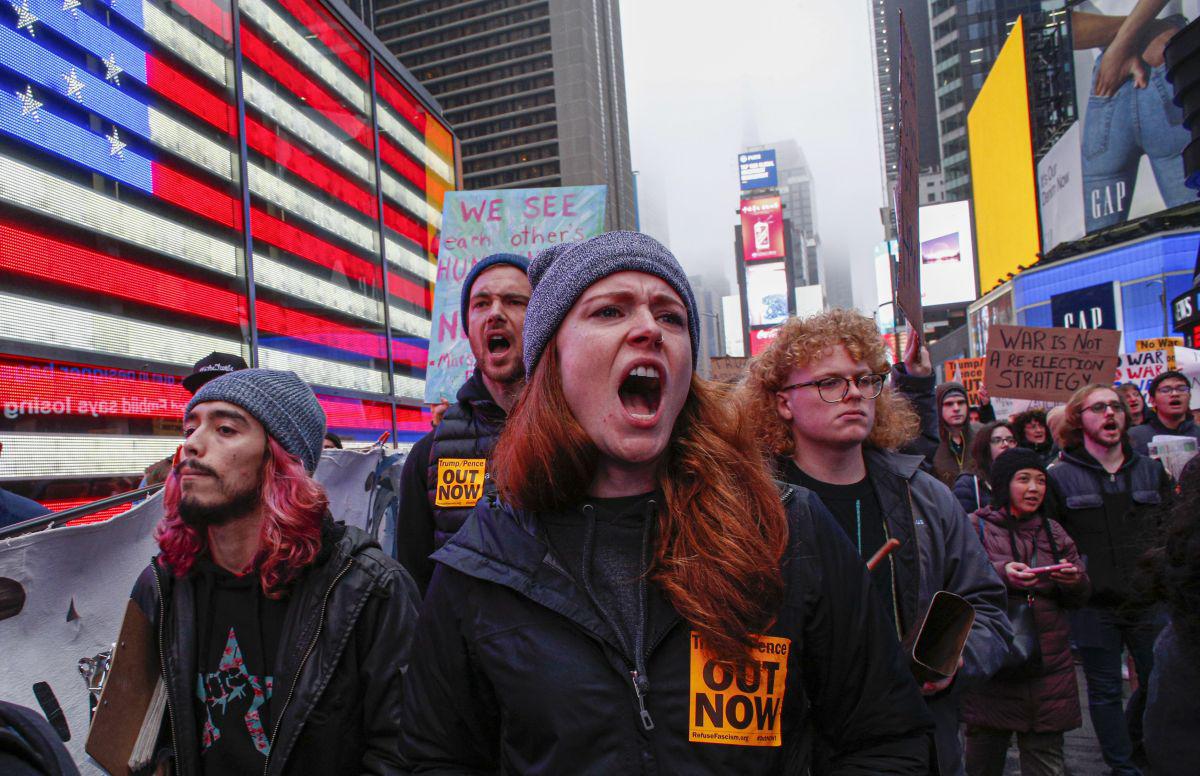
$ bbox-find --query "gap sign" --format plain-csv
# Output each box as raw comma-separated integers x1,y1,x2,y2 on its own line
1049,281,1120,330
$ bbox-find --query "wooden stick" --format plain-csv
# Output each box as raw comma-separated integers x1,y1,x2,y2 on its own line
866,538,902,571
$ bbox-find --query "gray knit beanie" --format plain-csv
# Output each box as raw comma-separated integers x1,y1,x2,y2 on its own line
523,231,699,375
185,369,327,473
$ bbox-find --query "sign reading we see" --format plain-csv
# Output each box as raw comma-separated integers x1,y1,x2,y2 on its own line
689,631,789,747
985,325,1121,403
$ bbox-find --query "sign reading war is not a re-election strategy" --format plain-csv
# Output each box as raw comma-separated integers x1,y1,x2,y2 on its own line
985,324,1121,403
424,186,607,404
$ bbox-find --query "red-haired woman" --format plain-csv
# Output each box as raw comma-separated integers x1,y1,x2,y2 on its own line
399,232,932,773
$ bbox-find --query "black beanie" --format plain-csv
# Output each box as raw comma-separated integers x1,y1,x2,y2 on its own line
990,447,1048,508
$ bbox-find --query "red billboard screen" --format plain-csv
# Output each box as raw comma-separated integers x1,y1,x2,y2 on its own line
740,196,786,261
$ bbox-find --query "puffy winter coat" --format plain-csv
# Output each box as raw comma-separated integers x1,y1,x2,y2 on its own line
961,506,1090,733
953,472,991,516
130,521,420,776
399,484,934,774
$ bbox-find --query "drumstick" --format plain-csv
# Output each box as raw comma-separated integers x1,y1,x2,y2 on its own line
866,538,901,571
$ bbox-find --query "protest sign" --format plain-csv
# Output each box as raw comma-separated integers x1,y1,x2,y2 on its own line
985,325,1121,402
425,186,607,403
1114,349,1170,395
689,631,789,747
943,357,985,406
1137,337,1185,368
893,10,922,340
709,357,749,383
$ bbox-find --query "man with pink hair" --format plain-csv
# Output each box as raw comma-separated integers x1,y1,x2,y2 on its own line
128,368,418,775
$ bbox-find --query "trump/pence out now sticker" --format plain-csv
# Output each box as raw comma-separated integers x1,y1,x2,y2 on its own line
689,631,790,746
434,458,486,507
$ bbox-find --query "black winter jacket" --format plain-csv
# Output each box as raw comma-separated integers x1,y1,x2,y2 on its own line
1127,413,1200,457
1046,445,1171,608
396,369,505,594
130,522,420,776
399,485,934,775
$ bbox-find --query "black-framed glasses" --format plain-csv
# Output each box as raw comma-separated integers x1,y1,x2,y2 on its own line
1156,385,1191,396
1084,400,1124,415
779,373,888,404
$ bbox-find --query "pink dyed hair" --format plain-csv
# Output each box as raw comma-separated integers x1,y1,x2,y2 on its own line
155,436,328,598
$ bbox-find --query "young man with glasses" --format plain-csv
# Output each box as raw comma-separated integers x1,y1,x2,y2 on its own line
1047,383,1172,776
1128,371,1200,456
740,310,1010,776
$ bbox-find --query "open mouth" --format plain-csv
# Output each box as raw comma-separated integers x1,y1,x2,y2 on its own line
1101,420,1120,432
619,365,662,420
486,333,510,356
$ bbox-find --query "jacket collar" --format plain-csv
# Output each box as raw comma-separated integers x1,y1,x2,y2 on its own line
454,367,506,423
1145,412,1196,435
863,447,925,480
1059,443,1135,473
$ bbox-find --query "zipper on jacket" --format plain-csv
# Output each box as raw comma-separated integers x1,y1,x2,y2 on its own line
630,670,654,730
151,562,181,776
262,557,354,776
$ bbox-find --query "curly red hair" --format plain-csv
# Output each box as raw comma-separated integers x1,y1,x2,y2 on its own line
155,436,327,597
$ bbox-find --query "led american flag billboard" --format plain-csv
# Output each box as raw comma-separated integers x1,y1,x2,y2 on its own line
0,0,454,489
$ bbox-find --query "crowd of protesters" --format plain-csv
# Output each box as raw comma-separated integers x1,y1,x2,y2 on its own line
11,232,1200,775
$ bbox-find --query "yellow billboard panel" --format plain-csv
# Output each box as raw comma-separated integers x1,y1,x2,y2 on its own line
968,16,1040,296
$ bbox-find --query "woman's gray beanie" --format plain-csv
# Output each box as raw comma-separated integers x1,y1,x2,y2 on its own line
522,231,699,375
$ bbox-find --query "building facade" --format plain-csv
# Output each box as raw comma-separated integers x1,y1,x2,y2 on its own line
0,0,454,505
372,0,636,231
743,141,821,288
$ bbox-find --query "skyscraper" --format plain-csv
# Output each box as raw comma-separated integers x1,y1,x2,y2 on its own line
930,0,1047,200
370,0,637,230
743,141,821,289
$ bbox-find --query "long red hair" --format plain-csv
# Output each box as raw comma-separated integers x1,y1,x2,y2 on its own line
155,436,327,598
491,342,789,666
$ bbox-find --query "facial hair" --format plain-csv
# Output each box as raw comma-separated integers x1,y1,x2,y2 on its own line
178,473,262,528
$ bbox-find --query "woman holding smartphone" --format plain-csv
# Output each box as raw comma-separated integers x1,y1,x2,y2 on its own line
963,448,1092,776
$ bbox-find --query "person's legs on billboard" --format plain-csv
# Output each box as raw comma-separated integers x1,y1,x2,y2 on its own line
1082,55,1141,233
1140,63,1193,208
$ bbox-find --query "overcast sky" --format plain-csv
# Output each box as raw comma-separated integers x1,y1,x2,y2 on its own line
619,1,885,311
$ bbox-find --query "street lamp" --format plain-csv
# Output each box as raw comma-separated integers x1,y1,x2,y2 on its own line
1143,276,1169,338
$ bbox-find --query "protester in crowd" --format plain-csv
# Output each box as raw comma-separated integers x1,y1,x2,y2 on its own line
1046,406,1067,448
953,421,1017,515
740,308,1011,776
323,432,342,450
0,441,49,530
400,233,934,773
1116,382,1146,427
1141,463,1200,774
962,448,1090,776
1013,409,1058,466
969,407,982,424
933,381,983,487
1128,370,1200,456
395,253,530,595
1046,383,1171,776
129,369,418,774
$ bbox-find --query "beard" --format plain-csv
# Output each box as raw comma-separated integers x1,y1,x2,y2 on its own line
178,477,262,528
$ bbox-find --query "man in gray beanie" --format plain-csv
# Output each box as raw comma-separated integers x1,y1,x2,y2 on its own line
127,368,419,775
396,252,531,595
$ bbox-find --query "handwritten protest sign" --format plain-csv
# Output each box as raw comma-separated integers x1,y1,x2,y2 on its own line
1137,337,1185,368
893,10,922,340
944,357,985,406
1114,350,1169,395
425,187,606,403
709,357,749,384
985,325,1121,402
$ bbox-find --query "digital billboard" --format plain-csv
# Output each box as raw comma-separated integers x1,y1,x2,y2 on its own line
968,16,1041,296
918,201,977,307
0,0,455,491
1038,2,1195,253
738,149,778,190
739,195,786,261
745,261,789,328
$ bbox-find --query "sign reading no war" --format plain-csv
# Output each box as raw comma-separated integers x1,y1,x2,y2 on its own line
425,186,607,404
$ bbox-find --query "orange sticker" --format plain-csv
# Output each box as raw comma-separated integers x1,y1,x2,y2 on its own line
689,631,790,747
434,458,486,507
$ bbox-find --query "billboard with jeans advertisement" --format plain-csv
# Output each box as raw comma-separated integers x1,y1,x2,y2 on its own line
1039,1,1194,252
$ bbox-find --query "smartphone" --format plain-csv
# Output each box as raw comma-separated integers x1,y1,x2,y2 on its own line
1027,562,1073,576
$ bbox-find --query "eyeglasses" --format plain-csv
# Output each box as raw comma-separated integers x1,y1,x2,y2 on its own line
1084,400,1125,415
779,373,888,404
1156,385,1191,396
990,436,1017,448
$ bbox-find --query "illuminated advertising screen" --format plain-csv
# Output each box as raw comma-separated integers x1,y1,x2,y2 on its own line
1038,1,1196,253
745,261,789,327
0,0,454,488
740,196,786,262
968,16,1040,296
738,149,778,190
749,327,779,356
918,201,977,307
